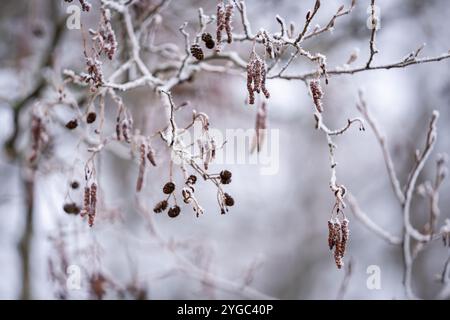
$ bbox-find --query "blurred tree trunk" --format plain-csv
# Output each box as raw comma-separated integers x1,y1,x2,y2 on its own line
18,167,35,300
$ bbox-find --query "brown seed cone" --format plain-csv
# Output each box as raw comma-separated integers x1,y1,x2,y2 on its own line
190,44,204,60
63,202,80,215
224,193,235,207
163,182,175,194
186,175,197,185
86,112,97,124
65,119,78,130
202,33,215,48
153,200,168,213
202,32,213,42
205,39,215,49
71,181,80,189
168,205,181,218
220,170,232,184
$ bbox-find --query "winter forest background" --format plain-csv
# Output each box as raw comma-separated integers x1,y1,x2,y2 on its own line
0,0,450,299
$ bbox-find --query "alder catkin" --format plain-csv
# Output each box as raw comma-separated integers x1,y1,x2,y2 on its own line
224,3,234,43
216,3,225,51
146,146,157,166
328,220,335,250
79,0,91,12
334,245,344,269
253,58,262,94
136,143,146,192
310,79,324,113
341,218,349,257
247,63,255,105
89,183,97,227
260,60,270,99
81,186,91,217
333,220,343,268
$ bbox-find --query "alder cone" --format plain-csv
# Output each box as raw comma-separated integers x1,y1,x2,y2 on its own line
71,181,80,189
168,205,181,218
163,182,175,194
86,112,97,124
224,193,234,206
220,170,232,184
65,119,78,130
63,202,80,215
202,33,215,49
202,32,213,42
190,44,204,60
154,200,168,213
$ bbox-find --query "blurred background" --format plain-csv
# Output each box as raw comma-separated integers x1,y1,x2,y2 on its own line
0,0,449,299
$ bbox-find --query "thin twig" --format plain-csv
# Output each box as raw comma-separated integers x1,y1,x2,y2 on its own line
356,91,405,204
366,0,379,68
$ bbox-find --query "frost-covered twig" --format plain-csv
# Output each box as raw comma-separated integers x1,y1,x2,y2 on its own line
366,0,379,68
271,53,450,81
356,91,405,204
346,193,402,245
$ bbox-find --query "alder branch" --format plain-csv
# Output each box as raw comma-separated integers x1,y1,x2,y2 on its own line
356,91,405,204
303,0,356,41
366,0,379,68
294,0,321,45
270,53,450,81
346,193,402,245
403,111,439,299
